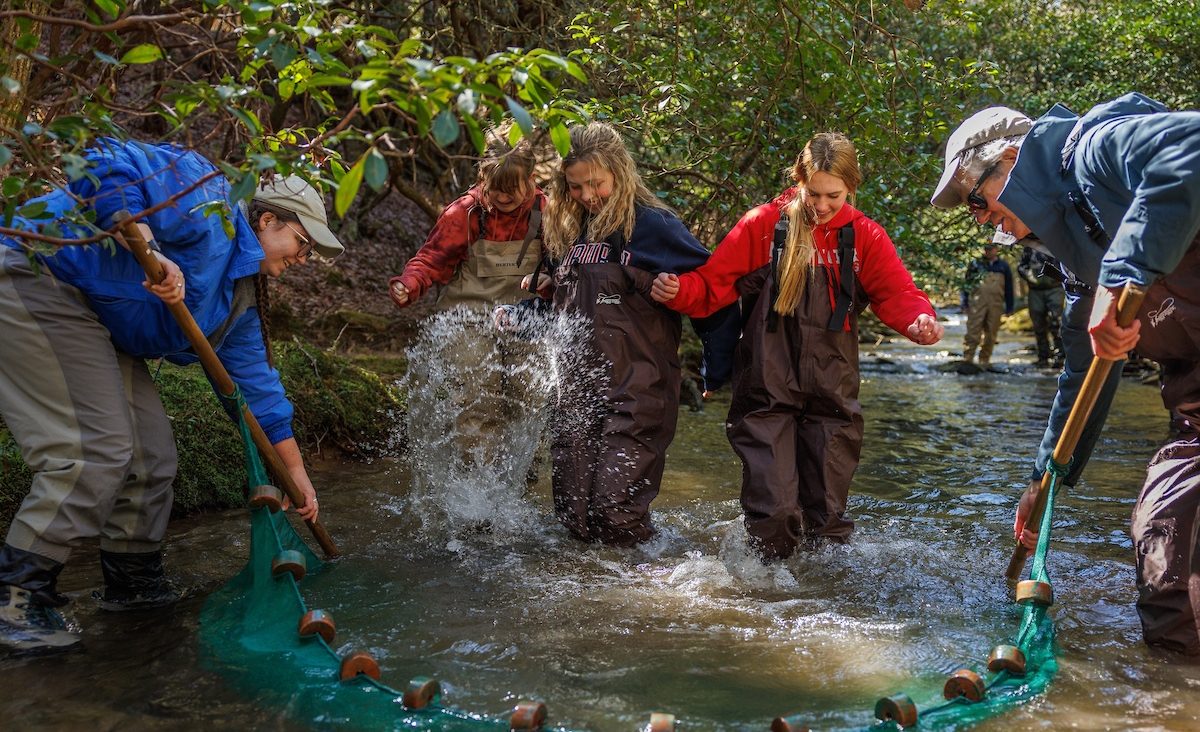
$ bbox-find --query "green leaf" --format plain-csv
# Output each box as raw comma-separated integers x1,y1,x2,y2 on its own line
432,110,460,147
505,96,533,136
364,149,388,192
0,146,10,168
1,76,20,96
229,172,257,203
18,201,48,219
335,157,365,217
120,44,163,65
93,0,121,17
462,113,485,153
93,49,120,65
227,106,263,135
550,122,571,158
412,101,432,136
62,154,90,181
307,74,352,88
270,42,297,71
250,153,277,171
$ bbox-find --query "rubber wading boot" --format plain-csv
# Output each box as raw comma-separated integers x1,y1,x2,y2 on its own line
94,550,180,612
0,584,81,655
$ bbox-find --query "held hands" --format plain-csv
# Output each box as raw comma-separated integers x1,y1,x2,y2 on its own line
651,272,680,303
520,272,552,298
1088,285,1141,360
1013,479,1039,550
144,252,186,305
906,313,944,345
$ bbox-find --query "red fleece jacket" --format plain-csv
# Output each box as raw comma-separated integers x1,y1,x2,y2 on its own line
667,188,935,337
389,185,547,305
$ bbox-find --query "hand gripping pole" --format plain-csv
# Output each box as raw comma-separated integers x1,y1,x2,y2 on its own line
1005,283,1145,581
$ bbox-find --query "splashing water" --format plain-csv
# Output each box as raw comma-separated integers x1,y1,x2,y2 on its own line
399,306,608,541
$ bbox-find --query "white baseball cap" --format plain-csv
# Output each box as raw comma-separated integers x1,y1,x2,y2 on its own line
254,175,345,259
931,106,1033,209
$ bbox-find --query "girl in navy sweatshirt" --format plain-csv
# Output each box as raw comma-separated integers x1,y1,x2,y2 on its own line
527,121,725,546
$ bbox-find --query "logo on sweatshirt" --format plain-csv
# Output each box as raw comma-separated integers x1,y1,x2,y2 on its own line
596,293,621,305
1149,297,1176,328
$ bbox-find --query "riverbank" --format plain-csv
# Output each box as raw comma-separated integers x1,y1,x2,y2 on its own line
0,340,406,535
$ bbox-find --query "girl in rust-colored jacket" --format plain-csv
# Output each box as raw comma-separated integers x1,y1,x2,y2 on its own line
653,133,943,560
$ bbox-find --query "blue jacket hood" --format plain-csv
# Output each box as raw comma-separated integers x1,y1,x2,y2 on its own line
999,93,1200,287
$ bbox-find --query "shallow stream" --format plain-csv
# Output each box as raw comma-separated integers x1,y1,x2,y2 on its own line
3,313,1197,731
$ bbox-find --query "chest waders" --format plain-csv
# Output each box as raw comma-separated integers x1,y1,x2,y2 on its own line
727,220,866,560
1061,168,1200,653
964,268,1007,364
548,234,682,546
436,202,542,309
423,203,545,470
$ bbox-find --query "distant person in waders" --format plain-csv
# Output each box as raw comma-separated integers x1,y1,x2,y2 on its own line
652,133,943,561
1017,244,1065,368
388,128,546,469
960,239,1014,366
932,94,1200,655
0,139,341,655
506,121,736,547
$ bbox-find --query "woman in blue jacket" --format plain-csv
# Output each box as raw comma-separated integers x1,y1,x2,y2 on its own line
0,139,343,655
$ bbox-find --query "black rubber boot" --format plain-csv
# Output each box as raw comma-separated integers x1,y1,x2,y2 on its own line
0,544,69,607
94,550,180,612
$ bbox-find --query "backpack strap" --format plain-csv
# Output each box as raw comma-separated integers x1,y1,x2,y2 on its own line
1066,190,1111,248
825,224,857,331
514,198,542,268
767,219,788,333
526,255,544,294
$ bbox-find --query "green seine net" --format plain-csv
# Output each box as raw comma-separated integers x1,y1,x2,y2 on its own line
200,391,1060,731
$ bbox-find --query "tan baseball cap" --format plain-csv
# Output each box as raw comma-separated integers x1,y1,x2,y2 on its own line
930,106,1033,209
254,175,345,259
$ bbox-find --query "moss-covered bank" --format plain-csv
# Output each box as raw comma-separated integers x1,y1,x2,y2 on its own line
0,339,405,536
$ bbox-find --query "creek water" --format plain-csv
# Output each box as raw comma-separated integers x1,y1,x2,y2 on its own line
3,311,1198,732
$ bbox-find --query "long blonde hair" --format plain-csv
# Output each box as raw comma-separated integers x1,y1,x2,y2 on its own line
774,132,862,315
542,122,669,257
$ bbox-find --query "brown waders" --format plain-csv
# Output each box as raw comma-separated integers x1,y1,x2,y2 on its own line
728,223,867,560
1128,236,1200,655
550,259,682,547
964,270,1006,364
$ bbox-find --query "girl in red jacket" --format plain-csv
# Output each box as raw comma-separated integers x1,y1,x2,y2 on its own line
652,132,943,560
389,132,544,310
389,130,547,492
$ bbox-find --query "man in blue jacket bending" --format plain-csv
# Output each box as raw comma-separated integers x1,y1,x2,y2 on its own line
931,94,1200,656
0,139,344,655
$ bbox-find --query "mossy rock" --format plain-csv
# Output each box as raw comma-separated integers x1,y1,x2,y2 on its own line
1002,308,1033,333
